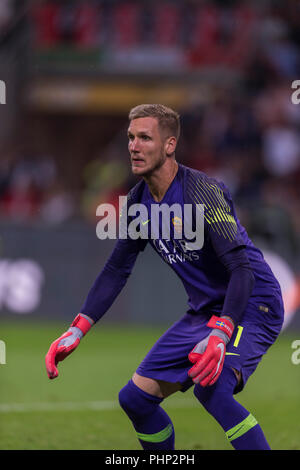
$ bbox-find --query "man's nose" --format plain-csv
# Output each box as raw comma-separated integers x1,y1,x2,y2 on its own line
130,138,140,152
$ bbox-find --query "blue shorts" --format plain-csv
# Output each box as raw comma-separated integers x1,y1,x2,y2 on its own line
136,296,284,394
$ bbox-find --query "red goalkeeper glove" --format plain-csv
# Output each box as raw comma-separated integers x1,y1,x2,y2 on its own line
45,314,93,380
188,315,234,387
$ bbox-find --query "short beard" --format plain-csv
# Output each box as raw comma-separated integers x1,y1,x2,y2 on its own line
143,150,167,177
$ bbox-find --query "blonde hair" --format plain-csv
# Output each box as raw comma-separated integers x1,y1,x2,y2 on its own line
128,104,180,140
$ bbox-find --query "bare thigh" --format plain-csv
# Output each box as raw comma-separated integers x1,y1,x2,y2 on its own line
132,372,182,399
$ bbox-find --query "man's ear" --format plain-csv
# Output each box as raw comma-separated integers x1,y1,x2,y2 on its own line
165,136,177,156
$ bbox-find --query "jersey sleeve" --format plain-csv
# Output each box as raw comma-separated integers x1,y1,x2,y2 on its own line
186,169,254,325
193,178,246,257
207,189,245,256
219,246,255,325
190,174,254,325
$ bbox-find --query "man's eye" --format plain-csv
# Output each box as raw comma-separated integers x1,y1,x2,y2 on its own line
141,135,150,140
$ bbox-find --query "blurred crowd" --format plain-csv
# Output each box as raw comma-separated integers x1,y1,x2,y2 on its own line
0,0,299,267
30,0,300,73
0,0,14,35
181,80,300,265
31,0,256,70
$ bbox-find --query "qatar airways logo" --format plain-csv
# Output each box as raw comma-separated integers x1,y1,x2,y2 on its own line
96,197,204,250
153,238,200,265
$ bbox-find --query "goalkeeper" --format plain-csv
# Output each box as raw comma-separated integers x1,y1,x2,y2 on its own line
46,104,284,450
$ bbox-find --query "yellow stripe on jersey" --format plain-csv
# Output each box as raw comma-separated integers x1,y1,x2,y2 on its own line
187,174,237,242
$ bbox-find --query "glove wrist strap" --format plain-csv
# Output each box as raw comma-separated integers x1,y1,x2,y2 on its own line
207,315,234,340
71,314,93,336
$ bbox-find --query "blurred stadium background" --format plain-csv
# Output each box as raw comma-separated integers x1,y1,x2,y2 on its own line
0,0,300,450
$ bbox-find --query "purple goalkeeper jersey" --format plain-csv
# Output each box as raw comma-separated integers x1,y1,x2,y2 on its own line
81,164,283,325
